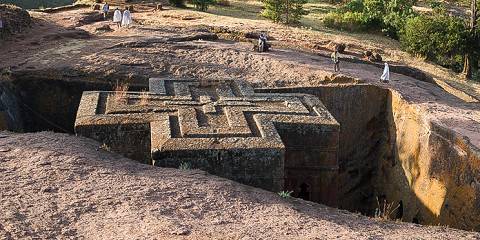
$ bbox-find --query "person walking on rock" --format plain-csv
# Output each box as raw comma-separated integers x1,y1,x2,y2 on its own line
331,49,340,72
113,8,122,28
381,62,390,82
102,2,109,20
122,7,132,28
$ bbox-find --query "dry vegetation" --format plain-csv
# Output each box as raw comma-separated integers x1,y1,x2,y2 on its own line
139,90,149,106
113,81,129,103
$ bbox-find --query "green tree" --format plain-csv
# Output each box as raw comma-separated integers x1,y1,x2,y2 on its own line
462,0,478,79
401,14,468,71
382,0,415,38
262,0,308,24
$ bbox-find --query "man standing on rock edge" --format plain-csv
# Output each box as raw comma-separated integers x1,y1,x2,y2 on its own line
102,2,109,20
331,49,340,72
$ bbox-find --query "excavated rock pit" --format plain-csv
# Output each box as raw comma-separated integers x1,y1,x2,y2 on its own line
261,85,480,231
1,73,479,231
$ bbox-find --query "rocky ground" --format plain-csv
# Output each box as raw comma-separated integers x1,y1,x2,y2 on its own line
0,131,479,239
1,2,480,238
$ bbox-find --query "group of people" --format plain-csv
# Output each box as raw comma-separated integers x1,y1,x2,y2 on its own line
256,33,389,81
101,1,390,81
331,49,390,82
101,2,132,28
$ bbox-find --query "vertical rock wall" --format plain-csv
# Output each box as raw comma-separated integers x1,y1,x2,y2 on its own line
0,82,23,131
260,84,480,230
258,85,390,213
379,90,480,230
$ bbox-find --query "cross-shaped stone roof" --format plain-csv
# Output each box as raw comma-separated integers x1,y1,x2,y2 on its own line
75,79,340,202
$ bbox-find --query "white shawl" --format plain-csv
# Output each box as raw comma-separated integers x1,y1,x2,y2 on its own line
122,10,132,26
381,62,390,81
113,10,122,23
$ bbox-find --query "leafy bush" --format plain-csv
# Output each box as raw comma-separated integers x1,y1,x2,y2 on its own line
192,0,216,11
362,0,384,24
324,0,415,37
262,0,308,24
262,0,283,23
344,0,364,12
400,14,468,72
169,0,186,8
323,11,368,32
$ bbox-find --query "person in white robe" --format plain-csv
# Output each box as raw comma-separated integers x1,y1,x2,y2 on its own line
122,8,132,28
381,62,390,82
113,8,122,28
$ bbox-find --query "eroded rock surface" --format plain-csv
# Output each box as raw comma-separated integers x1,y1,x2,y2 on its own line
1,131,479,239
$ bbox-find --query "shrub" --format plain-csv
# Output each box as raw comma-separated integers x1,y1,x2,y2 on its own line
278,190,293,198
262,0,284,23
326,0,415,38
343,0,364,12
323,11,368,32
192,0,215,11
400,14,468,72
382,0,415,38
169,0,186,7
362,0,383,25
262,0,308,24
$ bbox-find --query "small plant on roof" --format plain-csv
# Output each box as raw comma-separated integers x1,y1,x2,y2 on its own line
113,81,129,103
278,190,293,198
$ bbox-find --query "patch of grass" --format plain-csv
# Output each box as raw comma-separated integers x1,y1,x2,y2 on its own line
206,0,263,20
99,142,111,152
278,190,293,198
374,197,400,221
113,81,129,104
179,162,192,170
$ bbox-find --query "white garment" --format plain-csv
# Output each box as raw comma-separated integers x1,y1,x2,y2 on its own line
122,10,132,27
381,62,390,81
113,10,122,23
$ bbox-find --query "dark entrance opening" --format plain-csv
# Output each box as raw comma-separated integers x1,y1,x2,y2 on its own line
298,182,311,201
